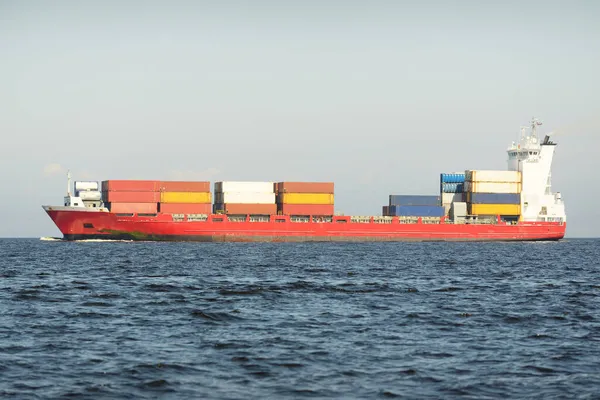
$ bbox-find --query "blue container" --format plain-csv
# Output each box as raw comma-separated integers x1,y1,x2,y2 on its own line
388,205,445,217
389,195,441,207
440,182,464,193
467,193,521,204
440,173,465,184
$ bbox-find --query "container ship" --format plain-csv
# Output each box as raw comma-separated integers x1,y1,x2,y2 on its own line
43,118,566,242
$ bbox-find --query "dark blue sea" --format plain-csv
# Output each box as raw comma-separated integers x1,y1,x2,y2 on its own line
1,238,599,399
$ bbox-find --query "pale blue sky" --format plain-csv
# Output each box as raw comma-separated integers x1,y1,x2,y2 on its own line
1,0,598,237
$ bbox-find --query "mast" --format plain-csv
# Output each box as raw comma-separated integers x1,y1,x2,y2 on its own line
530,117,542,141
67,170,71,196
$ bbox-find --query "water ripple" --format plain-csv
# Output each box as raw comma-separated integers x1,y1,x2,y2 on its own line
0,238,598,398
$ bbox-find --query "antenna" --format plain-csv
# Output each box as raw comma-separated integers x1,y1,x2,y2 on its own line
67,170,71,196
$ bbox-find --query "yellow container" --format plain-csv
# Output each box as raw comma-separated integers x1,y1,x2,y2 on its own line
469,204,521,215
160,191,212,204
465,181,522,193
279,193,334,205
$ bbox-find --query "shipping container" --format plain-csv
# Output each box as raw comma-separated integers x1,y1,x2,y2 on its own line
440,173,465,184
450,202,468,218
389,195,441,207
213,203,278,215
76,191,102,201
215,192,276,204
160,191,212,204
441,192,464,204
382,205,390,216
464,181,522,193
159,203,212,214
465,170,522,183
102,180,160,192
468,203,521,215
276,182,334,194
388,205,445,217
278,193,334,205
102,191,161,203
440,182,464,193
159,181,210,192
108,202,158,213
214,181,274,193
278,204,335,216
466,192,521,204
74,181,99,191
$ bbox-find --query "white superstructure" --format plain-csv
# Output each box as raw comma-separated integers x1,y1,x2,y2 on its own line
507,118,566,222
62,171,107,211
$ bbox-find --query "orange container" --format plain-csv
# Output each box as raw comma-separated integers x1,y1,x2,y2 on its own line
103,191,160,203
102,180,160,192
276,182,334,193
159,203,212,214
109,202,158,213
159,181,210,192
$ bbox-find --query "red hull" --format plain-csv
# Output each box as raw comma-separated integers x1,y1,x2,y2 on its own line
44,209,566,242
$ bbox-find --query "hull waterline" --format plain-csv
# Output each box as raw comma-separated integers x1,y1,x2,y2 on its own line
44,208,566,242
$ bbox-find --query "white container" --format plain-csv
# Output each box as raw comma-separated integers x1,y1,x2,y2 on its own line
214,181,274,193
74,181,99,191
215,192,276,204
464,181,522,193
450,202,468,218
441,192,464,204
76,191,102,201
465,170,521,183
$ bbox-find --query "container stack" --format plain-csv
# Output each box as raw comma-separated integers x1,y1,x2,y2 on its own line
464,170,522,216
439,173,465,215
158,181,212,214
102,180,160,213
384,195,444,217
213,181,277,215
276,182,335,216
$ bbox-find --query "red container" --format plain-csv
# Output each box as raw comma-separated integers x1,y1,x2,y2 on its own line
214,203,278,215
102,180,160,192
276,182,334,194
159,203,212,214
109,202,158,213
278,204,334,216
159,181,210,192
103,191,160,203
